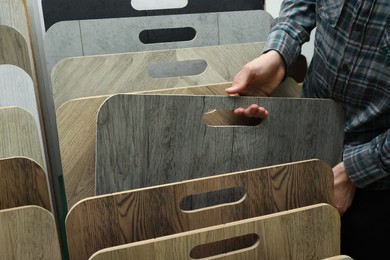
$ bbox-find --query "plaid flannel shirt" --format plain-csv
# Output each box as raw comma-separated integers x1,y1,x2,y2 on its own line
263,0,390,189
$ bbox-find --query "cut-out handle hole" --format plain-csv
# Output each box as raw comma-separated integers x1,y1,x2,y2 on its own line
180,187,246,212
204,109,263,127
139,27,196,44
131,0,188,11
190,233,260,259
148,60,207,78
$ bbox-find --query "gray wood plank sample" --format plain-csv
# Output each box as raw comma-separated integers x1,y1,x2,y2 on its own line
0,107,44,168
51,42,264,110
89,204,340,260
58,79,301,208
67,160,334,260
45,11,272,74
42,0,263,30
0,65,46,169
96,95,345,195
0,206,61,260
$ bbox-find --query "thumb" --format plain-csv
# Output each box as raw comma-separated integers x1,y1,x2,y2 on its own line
225,80,247,95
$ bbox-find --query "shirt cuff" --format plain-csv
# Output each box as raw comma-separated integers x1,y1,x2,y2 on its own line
343,138,389,188
262,30,302,76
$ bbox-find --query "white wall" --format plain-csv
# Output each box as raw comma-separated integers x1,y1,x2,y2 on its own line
265,0,315,63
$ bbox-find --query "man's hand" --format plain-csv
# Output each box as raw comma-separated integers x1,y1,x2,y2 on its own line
333,162,356,215
225,50,286,118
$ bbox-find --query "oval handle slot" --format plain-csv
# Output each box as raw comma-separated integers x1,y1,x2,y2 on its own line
139,27,196,44
190,233,260,259
204,109,263,127
148,59,207,78
131,0,188,11
180,187,246,212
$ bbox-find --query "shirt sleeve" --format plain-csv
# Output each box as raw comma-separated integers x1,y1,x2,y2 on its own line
343,129,390,188
263,0,317,70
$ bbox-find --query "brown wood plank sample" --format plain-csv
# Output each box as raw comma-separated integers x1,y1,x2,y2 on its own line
0,0,39,98
0,107,44,167
0,206,61,260
96,95,344,195
66,160,334,260
51,42,264,110
59,80,301,208
0,157,51,211
89,204,340,260
0,65,46,169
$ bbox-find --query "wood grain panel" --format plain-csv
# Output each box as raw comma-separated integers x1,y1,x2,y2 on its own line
0,107,44,167
42,0,263,30
0,26,32,76
89,204,340,260
0,0,39,97
96,95,344,195
66,160,334,260
0,157,51,211
58,80,301,208
0,65,46,169
0,206,61,260
44,11,273,74
51,42,264,110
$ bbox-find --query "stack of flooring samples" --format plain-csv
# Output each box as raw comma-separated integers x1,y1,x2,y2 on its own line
0,1,60,259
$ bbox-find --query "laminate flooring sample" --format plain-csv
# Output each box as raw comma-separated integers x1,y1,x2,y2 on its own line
42,0,263,30
51,42,264,110
0,0,39,95
0,157,51,211
45,11,272,73
0,65,46,169
66,160,334,260
59,80,301,208
96,95,344,195
0,206,61,260
0,107,44,168
89,204,340,260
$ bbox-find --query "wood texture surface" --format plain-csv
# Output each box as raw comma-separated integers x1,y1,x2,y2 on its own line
0,157,51,211
44,11,272,74
66,160,334,260
89,204,340,260
58,80,301,208
0,107,44,167
0,206,61,260
51,42,264,110
96,95,344,195
42,0,263,30
0,65,46,169
0,0,39,97
0,26,32,77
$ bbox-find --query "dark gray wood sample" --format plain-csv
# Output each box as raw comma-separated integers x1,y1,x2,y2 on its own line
42,0,264,30
96,95,345,195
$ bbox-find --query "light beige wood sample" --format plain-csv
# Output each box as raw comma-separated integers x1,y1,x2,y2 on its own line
51,42,264,110
58,80,301,208
66,159,334,260
0,0,39,97
0,65,46,169
89,204,340,260
0,206,61,260
322,256,353,260
0,107,44,167
0,157,51,211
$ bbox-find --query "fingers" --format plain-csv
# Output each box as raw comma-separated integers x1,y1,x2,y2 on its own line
233,104,269,119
